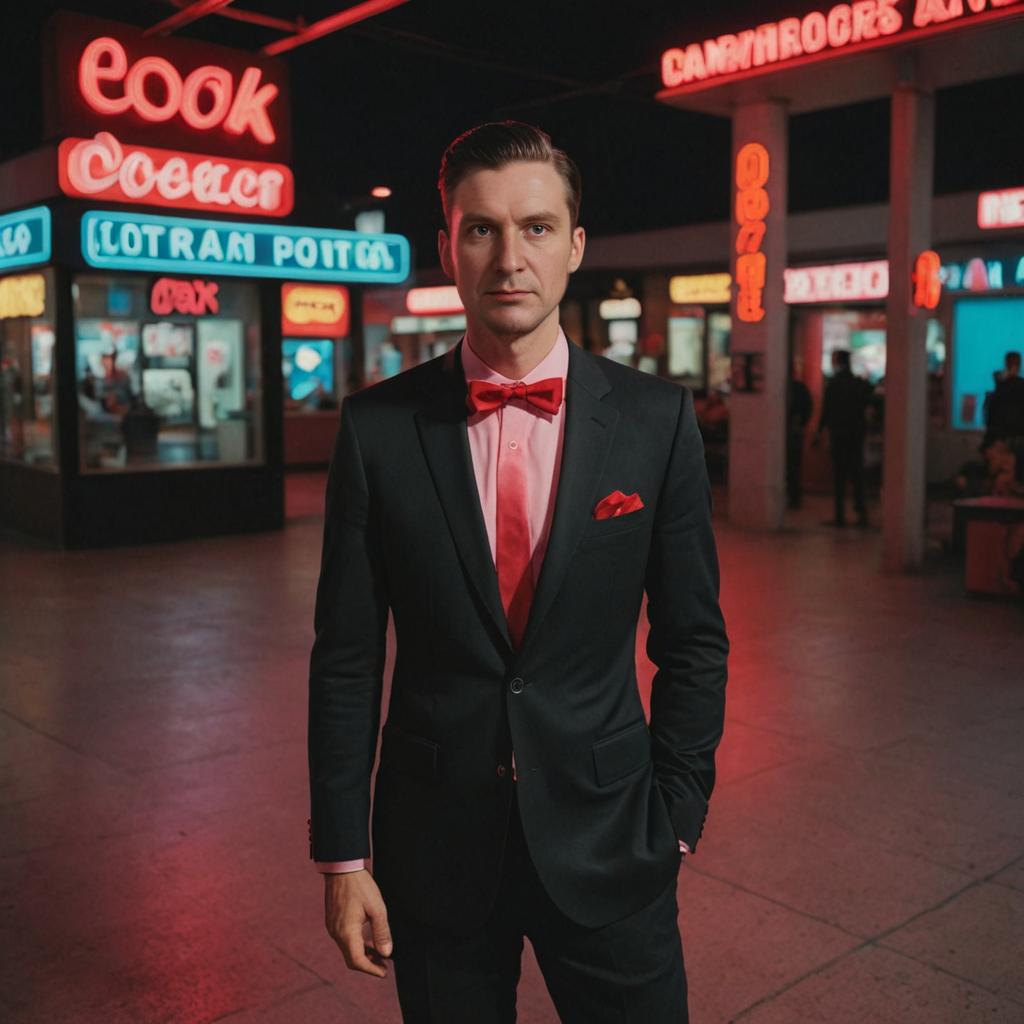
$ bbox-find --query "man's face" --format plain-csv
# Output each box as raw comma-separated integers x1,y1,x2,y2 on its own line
438,160,585,342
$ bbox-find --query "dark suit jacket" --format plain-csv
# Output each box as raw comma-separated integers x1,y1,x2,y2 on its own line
308,338,729,934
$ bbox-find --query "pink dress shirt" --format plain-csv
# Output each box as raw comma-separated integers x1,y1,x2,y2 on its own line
316,330,688,873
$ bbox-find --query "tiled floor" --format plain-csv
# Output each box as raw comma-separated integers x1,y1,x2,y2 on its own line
1,478,1021,1023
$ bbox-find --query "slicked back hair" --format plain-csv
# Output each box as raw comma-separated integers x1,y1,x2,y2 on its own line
438,121,582,228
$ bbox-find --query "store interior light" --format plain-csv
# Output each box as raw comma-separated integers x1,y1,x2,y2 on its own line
371,186,392,198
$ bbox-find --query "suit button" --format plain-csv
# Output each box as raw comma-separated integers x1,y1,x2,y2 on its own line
496,764,507,778
509,677,524,694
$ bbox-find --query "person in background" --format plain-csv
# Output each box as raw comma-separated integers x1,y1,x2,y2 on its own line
814,348,873,527
983,351,1024,455
786,370,813,509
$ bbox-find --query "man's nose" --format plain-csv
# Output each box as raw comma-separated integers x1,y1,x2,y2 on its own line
493,231,525,274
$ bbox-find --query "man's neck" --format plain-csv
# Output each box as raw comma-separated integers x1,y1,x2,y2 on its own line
464,314,561,380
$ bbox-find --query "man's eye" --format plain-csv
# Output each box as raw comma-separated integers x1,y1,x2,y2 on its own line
470,225,490,237
528,224,548,235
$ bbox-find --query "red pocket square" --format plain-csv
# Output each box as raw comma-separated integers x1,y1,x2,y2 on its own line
592,490,644,520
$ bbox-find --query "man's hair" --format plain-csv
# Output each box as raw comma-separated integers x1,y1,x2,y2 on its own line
832,349,852,370
1005,351,1021,368
438,121,582,228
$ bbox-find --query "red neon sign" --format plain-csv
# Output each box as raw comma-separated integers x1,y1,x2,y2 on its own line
282,284,351,337
660,0,1023,93
150,278,220,316
406,286,464,316
735,143,769,324
912,251,942,310
58,133,294,217
784,260,889,303
78,36,280,144
978,187,1024,229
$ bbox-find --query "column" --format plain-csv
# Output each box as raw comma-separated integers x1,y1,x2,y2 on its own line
728,100,788,530
883,83,934,571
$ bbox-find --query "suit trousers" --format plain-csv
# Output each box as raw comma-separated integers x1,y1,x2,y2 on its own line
388,789,688,1023
831,435,867,523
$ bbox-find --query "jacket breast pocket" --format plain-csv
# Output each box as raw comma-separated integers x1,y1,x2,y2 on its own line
592,719,651,786
380,722,440,785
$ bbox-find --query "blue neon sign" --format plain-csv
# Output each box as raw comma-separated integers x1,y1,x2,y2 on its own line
0,207,51,272
81,210,410,284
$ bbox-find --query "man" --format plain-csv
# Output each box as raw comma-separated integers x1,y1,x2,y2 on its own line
786,368,813,509
308,121,729,1023
984,350,1024,453
814,348,873,527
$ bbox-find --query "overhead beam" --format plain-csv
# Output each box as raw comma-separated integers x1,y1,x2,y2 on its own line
146,0,238,36
262,0,411,57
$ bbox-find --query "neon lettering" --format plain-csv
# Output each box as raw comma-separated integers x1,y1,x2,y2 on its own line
59,134,293,217
734,142,770,323
912,251,942,308
77,36,279,143
977,187,1024,229
151,278,220,316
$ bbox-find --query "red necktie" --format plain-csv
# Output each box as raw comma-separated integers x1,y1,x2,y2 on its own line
466,377,563,416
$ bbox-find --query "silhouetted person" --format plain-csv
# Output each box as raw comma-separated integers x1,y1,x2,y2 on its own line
984,351,1024,453
786,374,813,509
814,349,873,527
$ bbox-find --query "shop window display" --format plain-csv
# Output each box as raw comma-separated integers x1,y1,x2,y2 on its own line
952,297,1024,431
282,338,340,411
73,273,262,471
0,269,57,468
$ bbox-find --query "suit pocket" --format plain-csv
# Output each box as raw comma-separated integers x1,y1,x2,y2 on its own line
381,722,440,784
592,718,651,786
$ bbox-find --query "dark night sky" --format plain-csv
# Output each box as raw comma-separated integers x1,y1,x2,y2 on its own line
3,1,1022,266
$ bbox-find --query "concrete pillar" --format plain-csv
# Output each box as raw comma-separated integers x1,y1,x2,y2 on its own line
883,83,933,571
728,100,788,530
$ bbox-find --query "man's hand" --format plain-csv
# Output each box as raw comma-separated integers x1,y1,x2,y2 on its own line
324,869,393,977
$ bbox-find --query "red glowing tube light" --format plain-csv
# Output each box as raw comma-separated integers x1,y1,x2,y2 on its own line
912,250,942,310
78,36,279,144
978,187,1024,229
735,142,770,324
58,133,294,217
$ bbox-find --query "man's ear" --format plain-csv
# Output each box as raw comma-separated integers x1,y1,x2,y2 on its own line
568,225,585,274
438,228,454,280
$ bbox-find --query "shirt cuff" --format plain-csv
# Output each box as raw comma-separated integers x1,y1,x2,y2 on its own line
679,840,691,855
315,859,366,873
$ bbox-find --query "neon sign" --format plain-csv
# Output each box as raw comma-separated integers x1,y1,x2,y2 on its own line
599,298,642,320
0,207,51,272
912,251,943,309
734,143,769,323
150,278,220,316
941,254,1024,292
81,210,411,284
406,286,464,315
660,0,1023,93
669,273,732,304
0,274,46,319
78,36,279,144
282,284,351,336
978,187,1024,229
59,133,294,217
784,260,889,303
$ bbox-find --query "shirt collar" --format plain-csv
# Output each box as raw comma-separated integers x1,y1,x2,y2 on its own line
462,327,569,386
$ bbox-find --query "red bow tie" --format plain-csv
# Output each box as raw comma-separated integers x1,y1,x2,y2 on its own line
466,377,564,416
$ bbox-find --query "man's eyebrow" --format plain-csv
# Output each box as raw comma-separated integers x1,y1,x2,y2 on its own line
459,209,564,225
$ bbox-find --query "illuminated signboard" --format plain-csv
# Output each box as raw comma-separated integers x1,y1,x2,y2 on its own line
783,260,889,303
150,278,220,316
599,298,642,320
941,254,1024,292
735,143,769,323
0,207,52,272
45,12,290,162
391,314,467,334
0,274,46,319
912,251,942,309
59,133,294,218
406,286,464,315
81,210,411,284
669,273,732,304
282,283,351,336
978,187,1024,229
660,0,1024,94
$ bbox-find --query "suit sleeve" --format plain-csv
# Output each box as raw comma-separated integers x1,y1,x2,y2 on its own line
308,399,390,863
644,387,729,852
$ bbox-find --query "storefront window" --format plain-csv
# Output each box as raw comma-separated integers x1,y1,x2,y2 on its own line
0,269,57,468
707,312,732,392
282,338,345,411
73,274,263,472
952,297,1024,430
668,314,705,387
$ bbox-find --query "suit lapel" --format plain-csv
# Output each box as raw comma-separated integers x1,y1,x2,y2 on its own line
518,341,617,653
415,341,513,650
